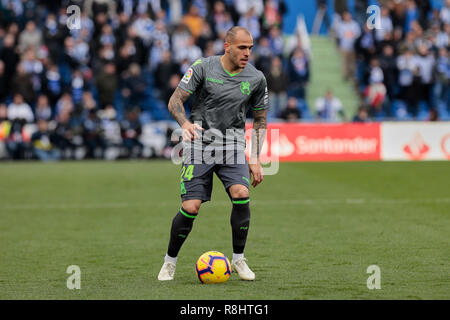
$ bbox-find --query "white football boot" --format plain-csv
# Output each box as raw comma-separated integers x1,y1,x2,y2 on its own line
157,261,176,281
231,258,255,281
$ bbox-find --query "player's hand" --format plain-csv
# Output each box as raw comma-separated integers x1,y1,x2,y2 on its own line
181,122,204,141
249,160,263,188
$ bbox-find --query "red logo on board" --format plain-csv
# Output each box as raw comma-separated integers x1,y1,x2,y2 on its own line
403,133,430,160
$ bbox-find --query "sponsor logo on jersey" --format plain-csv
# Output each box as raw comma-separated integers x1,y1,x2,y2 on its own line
206,77,224,84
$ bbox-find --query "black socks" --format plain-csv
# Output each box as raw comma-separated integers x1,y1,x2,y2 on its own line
167,198,251,258
167,208,197,258
230,197,251,254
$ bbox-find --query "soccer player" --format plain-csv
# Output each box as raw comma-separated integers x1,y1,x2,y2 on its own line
157,26,268,281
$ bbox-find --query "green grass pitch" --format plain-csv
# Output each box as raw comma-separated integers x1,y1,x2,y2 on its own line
0,161,449,299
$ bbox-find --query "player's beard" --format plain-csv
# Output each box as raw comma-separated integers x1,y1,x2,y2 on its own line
231,52,246,70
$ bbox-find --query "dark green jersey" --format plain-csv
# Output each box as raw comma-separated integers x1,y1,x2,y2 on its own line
177,55,268,148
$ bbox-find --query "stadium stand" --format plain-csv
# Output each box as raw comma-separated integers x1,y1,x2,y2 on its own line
0,0,448,161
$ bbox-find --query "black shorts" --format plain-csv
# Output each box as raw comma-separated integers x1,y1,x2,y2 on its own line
180,147,250,203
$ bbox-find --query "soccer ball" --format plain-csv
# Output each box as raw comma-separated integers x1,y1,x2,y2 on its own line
195,251,231,284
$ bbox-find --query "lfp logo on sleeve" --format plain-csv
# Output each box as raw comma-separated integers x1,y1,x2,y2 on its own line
181,68,193,84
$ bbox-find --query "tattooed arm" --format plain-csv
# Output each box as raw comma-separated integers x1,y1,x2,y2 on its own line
168,87,191,126
249,109,267,187
168,87,203,141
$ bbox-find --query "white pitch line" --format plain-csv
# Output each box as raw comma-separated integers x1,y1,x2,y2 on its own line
2,198,450,211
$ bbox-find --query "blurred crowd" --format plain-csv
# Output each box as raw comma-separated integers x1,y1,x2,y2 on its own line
1,0,448,161
0,0,313,161
330,0,450,121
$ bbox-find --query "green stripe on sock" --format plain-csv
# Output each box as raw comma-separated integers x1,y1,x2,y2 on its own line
232,199,250,205
180,208,196,219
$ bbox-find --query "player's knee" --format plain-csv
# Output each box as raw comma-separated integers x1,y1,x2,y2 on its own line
182,200,202,214
229,185,249,199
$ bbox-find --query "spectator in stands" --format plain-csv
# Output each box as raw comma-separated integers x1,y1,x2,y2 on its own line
162,73,182,105
190,0,208,18
268,25,284,57
356,24,376,70
404,0,419,33
8,94,34,123
238,8,261,40
95,62,118,108
35,95,52,121
212,31,227,55
121,63,147,108
11,63,35,105
353,106,370,122
149,38,167,71
416,44,435,109
0,34,20,95
234,0,264,18
182,5,205,40
31,119,60,161
379,45,398,101
397,49,421,117
397,30,417,54
116,39,138,75
84,0,117,19
21,48,43,93
123,25,147,66
266,56,289,119
80,91,98,116
121,107,143,158
315,90,345,121
0,60,7,103
211,1,234,35
428,108,439,121
83,109,105,159
375,7,394,42
279,96,302,122
171,24,191,60
405,68,422,118
353,0,368,27
433,47,449,111
43,13,63,64
42,63,63,107
98,23,116,48
197,23,215,53
62,36,81,70
253,36,273,74
364,59,388,118
288,47,310,100
17,21,42,54
99,105,122,159
441,0,450,24
174,36,202,64
262,0,286,32
0,104,10,141
435,23,449,49
152,19,170,49
5,117,29,160
70,70,86,107
336,11,361,81
155,50,181,92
